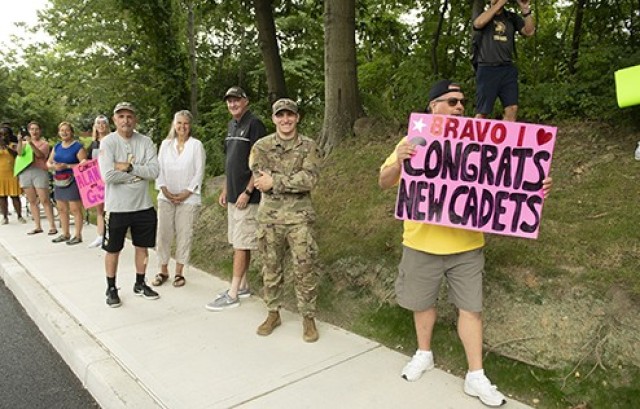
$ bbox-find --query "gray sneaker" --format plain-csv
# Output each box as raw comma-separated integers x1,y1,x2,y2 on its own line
206,291,239,311
216,287,251,300
237,287,251,299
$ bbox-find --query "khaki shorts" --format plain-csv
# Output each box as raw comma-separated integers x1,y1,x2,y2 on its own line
227,204,258,250
395,246,484,313
19,167,49,189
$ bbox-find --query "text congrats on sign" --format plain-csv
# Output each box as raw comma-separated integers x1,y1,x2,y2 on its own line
396,114,556,239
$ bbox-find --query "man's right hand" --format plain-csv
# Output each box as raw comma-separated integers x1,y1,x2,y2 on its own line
218,190,227,208
395,140,417,168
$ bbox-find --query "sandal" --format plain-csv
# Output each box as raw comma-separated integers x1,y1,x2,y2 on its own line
27,228,44,235
66,236,83,245
151,273,169,287
52,234,71,243
48,229,58,236
173,275,186,287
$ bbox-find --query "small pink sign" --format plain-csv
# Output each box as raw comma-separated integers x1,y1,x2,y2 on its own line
396,114,556,239
72,159,104,209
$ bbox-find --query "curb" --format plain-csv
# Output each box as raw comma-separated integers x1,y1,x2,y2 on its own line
0,246,162,409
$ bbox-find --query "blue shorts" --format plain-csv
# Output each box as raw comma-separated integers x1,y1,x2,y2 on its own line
475,64,519,116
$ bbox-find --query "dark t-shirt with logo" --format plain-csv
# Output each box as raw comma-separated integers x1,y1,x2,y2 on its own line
475,11,524,66
224,110,266,204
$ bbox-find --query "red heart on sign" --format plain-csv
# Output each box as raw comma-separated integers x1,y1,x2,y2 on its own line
536,129,553,145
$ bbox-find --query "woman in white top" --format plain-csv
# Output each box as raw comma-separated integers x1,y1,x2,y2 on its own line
152,110,206,287
87,115,110,248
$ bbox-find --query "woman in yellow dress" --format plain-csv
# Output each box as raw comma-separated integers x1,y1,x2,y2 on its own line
0,126,25,224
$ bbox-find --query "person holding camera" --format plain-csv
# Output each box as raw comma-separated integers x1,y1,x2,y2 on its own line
473,0,535,122
17,121,57,235
0,125,25,225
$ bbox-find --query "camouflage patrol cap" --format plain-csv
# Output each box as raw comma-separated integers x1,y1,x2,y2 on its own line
113,102,136,114
272,98,298,115
223,86,248,100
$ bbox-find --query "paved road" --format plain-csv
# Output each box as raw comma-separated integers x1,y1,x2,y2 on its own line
0,279,100,409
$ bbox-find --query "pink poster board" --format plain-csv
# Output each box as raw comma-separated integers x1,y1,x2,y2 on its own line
396,114,557,239
72,159,104,209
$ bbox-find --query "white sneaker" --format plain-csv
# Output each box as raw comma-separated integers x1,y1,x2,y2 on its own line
88,236,103,248
401,350,434,381
464,374,506,407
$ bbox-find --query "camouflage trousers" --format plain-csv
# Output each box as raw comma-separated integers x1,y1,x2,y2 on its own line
257,223,318,317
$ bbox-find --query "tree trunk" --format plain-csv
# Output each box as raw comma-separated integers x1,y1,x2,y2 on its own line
431,0,449,76
187,0,198,119
568,0,586,75
254,0,288,104
320,0,363,155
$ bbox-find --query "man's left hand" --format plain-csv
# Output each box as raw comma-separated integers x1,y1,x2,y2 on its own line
542,177,553,198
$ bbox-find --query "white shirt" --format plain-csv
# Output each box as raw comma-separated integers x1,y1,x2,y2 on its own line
156,137,206,206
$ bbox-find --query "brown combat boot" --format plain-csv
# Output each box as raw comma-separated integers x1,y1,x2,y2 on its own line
303,316,319,343
257,311,281,336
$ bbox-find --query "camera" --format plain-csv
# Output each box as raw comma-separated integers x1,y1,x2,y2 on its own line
19,126,28,138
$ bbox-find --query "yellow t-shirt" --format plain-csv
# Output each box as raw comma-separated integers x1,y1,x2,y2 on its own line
380,139,485,255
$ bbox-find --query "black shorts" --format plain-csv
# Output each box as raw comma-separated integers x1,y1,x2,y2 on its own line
475,64,519,115
103,207,157,253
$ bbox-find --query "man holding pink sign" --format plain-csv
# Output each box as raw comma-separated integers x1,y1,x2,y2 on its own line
379,79,552,407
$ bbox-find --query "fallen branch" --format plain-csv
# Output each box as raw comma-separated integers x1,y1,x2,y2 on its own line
484,336,540,358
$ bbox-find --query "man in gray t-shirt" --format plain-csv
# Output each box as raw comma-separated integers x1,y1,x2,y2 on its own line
98,102,160,308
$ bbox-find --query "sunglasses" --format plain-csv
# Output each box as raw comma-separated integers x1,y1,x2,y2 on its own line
435,97,467,107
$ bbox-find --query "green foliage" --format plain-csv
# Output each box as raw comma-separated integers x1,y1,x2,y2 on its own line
2,0,639,144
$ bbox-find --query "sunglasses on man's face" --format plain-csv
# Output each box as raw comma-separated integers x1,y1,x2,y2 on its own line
435,97,467,107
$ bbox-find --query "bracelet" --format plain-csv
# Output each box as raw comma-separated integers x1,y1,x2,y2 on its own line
522,9,532,17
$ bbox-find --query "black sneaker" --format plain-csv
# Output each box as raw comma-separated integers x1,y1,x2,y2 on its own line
133,282,159,300
106,287,121,308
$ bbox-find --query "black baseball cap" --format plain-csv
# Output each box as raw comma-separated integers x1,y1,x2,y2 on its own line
428,80,462,103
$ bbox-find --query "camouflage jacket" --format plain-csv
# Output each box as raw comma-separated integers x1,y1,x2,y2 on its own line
249,132,322,224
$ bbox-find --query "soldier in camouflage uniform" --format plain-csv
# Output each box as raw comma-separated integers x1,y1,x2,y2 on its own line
250,98,323,343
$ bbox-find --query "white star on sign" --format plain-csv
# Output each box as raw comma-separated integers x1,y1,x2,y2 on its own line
412,118,426,133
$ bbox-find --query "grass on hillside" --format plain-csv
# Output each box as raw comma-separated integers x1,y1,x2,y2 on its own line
190,120,640,409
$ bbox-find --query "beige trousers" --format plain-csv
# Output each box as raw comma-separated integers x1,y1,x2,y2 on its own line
156,200,200,267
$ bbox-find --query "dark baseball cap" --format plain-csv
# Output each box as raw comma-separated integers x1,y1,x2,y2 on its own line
272,98,298,115
428,80,462,103
223,86,248,100
113,102,136,114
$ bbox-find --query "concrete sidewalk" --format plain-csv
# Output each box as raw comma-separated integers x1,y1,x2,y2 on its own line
0,220,533,409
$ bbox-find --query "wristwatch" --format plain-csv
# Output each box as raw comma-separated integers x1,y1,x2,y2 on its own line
126,163,133,173
244,189,253,196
